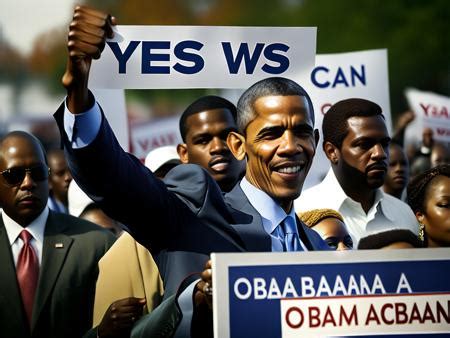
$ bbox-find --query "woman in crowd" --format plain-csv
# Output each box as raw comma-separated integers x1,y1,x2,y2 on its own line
407,164,450,247
298,208,353,250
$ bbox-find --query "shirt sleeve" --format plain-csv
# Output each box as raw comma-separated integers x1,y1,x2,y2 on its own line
63,99,102,149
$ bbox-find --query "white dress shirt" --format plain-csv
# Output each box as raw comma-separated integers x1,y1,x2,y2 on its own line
295,169,418,246
2,207,49,266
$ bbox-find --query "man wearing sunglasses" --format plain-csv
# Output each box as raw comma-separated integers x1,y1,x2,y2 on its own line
0,131,116,338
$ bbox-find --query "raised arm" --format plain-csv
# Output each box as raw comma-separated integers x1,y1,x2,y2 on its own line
62,5,116,114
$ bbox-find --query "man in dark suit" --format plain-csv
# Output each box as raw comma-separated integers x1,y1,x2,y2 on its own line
0,131,115,338
55,6,329,337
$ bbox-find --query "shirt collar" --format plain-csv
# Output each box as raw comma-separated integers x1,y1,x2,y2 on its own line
2,207,49,246
376,189,396,222
321,169,349,210
240,177,297,234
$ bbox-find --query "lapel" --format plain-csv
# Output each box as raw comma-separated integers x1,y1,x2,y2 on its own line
31,211,73,330
225,184,271,252
295,216,315,251
0,218,29,332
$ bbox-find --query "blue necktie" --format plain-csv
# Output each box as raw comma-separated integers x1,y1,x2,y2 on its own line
281,216,302,251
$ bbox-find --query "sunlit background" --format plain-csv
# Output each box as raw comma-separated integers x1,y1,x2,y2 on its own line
0,0,448,151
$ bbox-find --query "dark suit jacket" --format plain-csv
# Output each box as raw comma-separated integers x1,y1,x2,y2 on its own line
54,102,329,301
0,210,115,338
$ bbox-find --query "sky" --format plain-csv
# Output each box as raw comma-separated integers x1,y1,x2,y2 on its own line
0,0,77,55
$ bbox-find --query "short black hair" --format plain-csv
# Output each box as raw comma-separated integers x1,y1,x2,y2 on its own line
407,164,450,213
322,98,383,150
358,229,422,249
237,77,314,134
179,95,237,142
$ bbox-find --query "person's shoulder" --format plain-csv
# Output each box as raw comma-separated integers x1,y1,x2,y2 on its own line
164,163,223,210
380,192,416,223
164,163,210,184
50,212,116,242
382,192,412,210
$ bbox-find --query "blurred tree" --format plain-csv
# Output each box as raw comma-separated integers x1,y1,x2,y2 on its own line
27,28,67,95
0,41,27,114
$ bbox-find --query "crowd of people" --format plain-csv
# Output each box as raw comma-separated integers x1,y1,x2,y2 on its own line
0,4,449,338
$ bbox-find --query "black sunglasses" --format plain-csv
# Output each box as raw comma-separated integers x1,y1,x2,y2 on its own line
0,164,50,186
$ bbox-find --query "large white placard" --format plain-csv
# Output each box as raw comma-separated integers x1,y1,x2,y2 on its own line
404,88,450,146
212,249,450,338
303,49,392,188
89,25,316,89
93,89,129,151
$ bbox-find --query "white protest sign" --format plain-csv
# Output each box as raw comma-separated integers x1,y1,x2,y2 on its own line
130,115,181,162
89,25,316,89
212,249,450,338
92,89,129,151
303,49,392,188
404,88,450,146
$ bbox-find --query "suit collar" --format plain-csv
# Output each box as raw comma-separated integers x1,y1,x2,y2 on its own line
32,211,74,330
226,183,321,252
225,183,271,252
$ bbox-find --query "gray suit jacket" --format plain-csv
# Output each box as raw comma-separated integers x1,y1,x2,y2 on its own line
0,211,115,338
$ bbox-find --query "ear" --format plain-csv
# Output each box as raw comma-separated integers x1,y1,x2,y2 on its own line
227,131,246,161
176,143,189,164
415,211,425,223
323,141,339,165
314,129,320,150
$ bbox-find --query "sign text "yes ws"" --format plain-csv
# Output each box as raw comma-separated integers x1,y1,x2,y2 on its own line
107,40,290,75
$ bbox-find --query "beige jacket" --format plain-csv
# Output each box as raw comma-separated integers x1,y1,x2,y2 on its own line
93,232,164,326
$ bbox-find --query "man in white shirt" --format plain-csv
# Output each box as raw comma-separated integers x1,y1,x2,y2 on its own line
295,98,418,246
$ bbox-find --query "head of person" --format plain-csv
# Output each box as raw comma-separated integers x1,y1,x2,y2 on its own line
145,145,181,179
407,164,450,247
68,180,122,236
383,142,409,199
298,208,353,251
322,98,390,194
227,77,319,212
0,131,50,226
357,229,422,249
430,142,450,168
422,127,434,148
409,155,431,180
47,148,72,206
177,95,244,192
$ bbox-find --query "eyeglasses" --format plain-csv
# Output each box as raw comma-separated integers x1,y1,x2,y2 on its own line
0,164,50,186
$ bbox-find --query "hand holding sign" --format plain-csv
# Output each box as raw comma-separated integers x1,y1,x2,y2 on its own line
62,5,116,114
195,259,213,310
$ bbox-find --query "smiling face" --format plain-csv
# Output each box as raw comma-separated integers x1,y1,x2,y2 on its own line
330,115,391,192
0,134,49,226
229,95,318,212
177,108,244,192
